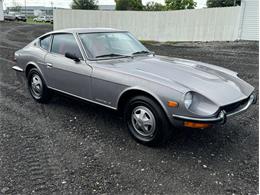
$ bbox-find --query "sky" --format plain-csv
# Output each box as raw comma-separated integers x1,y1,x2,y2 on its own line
3,0,207,9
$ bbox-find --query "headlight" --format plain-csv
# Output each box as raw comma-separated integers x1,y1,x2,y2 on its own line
184,92,193,109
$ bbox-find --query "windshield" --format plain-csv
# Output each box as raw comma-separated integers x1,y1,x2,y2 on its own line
79,32,150,59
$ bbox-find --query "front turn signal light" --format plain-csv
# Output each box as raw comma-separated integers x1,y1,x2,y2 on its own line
184,122,211,129
167,101,178,107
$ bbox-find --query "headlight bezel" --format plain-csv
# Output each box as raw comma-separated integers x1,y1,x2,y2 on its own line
183,91,219,117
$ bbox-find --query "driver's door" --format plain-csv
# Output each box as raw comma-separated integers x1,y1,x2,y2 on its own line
44,33,92,99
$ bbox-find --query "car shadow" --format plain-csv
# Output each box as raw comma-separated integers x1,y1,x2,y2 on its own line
48,90,241,156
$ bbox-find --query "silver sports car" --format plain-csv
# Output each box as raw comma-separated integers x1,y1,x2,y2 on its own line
13,28,257,146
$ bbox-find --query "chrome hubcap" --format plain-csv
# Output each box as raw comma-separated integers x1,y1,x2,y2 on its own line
31,74,42,97
131,106,156,137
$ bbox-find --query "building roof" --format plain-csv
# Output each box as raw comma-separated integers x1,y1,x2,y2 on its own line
7,6,54,10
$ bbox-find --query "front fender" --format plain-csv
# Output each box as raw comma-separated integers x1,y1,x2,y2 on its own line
117,86,168,114
117,86,184,124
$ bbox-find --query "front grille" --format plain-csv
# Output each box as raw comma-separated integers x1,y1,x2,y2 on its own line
221,97,249,114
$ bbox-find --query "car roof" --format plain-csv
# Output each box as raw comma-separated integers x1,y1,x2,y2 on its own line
48,28,126,34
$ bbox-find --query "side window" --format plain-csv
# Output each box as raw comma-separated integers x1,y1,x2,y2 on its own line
40,35,51,51
51,34,83,59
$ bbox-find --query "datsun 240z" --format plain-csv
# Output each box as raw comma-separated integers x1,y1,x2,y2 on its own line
12,28,257,146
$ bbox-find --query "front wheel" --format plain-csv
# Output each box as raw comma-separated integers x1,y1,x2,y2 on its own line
27,68,51,103
124,96,172,146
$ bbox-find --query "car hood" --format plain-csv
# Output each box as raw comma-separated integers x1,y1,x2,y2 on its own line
99,56,254,106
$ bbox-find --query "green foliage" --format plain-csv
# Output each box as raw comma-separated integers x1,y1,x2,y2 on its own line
115,0,143,11
144,2,166,11
71,0,98,10
207,0,241,8
165,0,197,10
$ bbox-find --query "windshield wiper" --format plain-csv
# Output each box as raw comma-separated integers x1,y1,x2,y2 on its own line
132,50,151,55
95,53,131,58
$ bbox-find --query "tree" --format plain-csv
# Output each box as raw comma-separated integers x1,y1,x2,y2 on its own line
144,2,166,11
115,0,143,11
165,0,197,10
207,0,241,8
71,0,98,10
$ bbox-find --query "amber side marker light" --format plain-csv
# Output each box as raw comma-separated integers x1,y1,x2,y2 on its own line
184,122,211,129
167,101,178,107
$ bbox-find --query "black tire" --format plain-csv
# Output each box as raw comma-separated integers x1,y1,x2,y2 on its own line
124,96,172,146
27,68,51,103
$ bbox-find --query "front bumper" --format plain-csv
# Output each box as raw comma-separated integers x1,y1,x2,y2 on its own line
172,94,257,124
12,66,24,72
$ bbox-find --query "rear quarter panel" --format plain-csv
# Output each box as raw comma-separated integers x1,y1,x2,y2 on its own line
16,41,47,80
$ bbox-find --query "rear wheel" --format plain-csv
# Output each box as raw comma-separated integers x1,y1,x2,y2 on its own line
27,68,51,103
124,96,172,146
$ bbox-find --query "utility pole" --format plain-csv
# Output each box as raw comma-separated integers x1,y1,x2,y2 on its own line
24,0,26,16
51,1,53,16
233,0,236,6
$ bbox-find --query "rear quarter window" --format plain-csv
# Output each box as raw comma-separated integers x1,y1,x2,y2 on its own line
40,35,51,51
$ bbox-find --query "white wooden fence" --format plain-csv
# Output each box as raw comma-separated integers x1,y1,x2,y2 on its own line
53,2,258,42
0,0,4,21
239,0,259,40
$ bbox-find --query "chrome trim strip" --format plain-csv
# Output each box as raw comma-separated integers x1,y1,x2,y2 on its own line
172,94,256,123
172,111,225,123
12,66,24,72
48,87,117,110
226,94,255,117
73,32,87,62
75,32,91,60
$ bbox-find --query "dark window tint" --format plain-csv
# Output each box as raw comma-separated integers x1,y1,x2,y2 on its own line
51,34,82,59
40,35,51,50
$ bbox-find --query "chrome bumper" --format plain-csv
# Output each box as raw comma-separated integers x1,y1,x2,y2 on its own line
12,66,24,72
172,94,257,124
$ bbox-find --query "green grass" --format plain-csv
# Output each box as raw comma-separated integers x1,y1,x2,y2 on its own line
140,40,160,44
140,40,177,45
164,41,176,44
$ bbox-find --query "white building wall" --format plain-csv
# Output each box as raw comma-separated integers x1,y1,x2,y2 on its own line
54,7,241,42
0,0,4,21
239,0,259,40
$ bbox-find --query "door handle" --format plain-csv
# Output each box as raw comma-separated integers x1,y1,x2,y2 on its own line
46,62,53,68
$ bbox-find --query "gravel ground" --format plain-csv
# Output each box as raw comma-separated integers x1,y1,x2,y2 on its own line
0,22,258,195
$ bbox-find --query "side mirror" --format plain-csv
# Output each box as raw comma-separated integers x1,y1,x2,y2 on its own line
65,52,80,62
